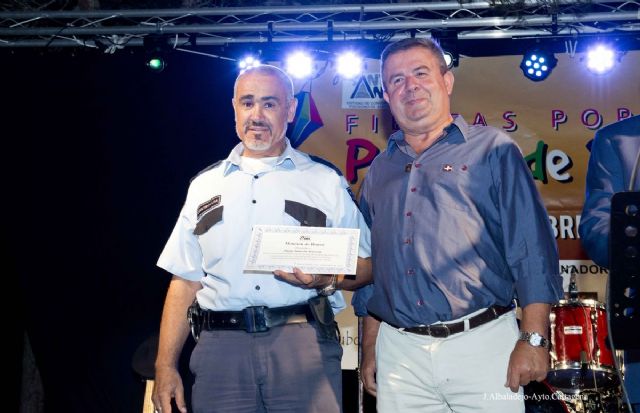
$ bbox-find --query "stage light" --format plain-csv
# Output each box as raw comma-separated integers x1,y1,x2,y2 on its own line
586,44,616,75
143,34,170,73
238,55,261,72
443,51,456,70
285,51,313,79
431,29,459,69
336,52,363,79
146,56,166,72
520,49,557,82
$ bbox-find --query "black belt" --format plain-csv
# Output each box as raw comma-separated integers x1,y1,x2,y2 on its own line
200,303,314,333
401,305,513,338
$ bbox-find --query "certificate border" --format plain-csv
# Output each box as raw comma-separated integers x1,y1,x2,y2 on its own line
245,225,360,274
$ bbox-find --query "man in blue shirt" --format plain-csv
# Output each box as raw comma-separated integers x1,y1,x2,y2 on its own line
354,38,563,412
579,114,640,413
152,65,372,413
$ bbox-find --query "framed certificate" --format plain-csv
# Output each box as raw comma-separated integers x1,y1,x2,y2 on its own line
244,225,360,274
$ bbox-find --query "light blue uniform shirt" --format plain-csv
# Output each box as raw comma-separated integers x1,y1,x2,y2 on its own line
158,139,371,313
353,116,562,326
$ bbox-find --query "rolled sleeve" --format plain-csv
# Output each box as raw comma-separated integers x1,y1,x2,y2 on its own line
496,142,563,306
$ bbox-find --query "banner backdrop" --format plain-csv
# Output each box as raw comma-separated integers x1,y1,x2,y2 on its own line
287,51,640,369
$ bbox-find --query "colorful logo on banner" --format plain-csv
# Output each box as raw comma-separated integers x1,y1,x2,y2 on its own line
288,91,323,148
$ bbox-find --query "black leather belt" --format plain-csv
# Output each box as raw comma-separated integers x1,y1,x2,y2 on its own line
401,305,513,338
201,303,314,333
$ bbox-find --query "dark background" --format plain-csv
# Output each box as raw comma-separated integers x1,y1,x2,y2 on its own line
4,47,308,413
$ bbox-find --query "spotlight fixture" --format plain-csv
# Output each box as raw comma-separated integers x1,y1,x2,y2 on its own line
443,51,456,70
586,44,616,75
336,51,363,79
431,29,459,69
143,34,170,73
285,51,313,79
146,56,166,72
520,49,557,82
238,55,261,72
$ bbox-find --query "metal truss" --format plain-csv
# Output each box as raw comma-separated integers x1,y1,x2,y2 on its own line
1,0,639,53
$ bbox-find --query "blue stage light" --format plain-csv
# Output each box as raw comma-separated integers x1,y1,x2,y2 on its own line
238,56,261,72
520,50,557,82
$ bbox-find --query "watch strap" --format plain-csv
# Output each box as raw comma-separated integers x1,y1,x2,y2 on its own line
518,331,550,350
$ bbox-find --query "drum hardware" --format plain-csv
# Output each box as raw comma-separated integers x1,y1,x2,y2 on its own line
546,292,629,413
525,382,626,413
548,299,619,392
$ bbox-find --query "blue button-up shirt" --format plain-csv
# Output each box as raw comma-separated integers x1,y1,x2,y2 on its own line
353,116,562,327
579,115,640,267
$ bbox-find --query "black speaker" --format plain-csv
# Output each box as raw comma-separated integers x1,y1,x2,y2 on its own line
608,191,640,349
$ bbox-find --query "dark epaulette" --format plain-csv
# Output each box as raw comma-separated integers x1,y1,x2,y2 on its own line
308,154,357,204
190,160,223,183
309,154,344,177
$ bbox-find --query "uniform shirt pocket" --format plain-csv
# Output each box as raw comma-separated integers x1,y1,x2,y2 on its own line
284,200,327,227
193,205,223,235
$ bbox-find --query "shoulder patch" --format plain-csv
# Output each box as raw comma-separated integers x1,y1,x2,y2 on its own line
190,160,223,183
308,154,344,178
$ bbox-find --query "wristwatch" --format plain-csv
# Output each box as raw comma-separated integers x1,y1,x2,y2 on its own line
518,331,550,350
317,274,338,297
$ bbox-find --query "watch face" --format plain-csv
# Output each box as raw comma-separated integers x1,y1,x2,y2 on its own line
530,334,542,346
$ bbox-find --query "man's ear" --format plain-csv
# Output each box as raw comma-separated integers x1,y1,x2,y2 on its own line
444,71,455,96
287,97,298,123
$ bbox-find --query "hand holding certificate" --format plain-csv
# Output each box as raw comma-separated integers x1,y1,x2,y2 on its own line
244,225,360,275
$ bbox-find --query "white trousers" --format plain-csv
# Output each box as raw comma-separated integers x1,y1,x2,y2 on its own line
376,311,525,413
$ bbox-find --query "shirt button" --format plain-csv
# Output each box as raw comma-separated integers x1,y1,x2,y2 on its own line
410,187,417,192
255,285,261,290
254,175,259,179
404,238,412,244
415,163,422,168
406,211,412,217
417,299,424,306
406,269,415,275
252,200,257,204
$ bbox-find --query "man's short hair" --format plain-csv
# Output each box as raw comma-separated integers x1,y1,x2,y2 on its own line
234,65,295,104
380,38,448,84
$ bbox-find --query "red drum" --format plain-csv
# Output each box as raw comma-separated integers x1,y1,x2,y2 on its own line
547,299,619,391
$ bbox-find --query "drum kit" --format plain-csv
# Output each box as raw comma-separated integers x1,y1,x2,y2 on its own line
525,298,630,413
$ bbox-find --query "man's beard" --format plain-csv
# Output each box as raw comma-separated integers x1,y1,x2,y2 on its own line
243,136,274,151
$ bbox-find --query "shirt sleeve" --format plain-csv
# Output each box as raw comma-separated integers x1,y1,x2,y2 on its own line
351,174,374,317
351,284,374,317
332,174,372,258
494,140,564,307
578,132,623,268
157,202,205,281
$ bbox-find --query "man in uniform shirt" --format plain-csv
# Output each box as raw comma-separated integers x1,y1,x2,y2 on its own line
354,38,563,413
152,64,372,413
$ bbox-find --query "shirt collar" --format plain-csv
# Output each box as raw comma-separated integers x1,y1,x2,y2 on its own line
223,138,299,176
386,114,468,157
